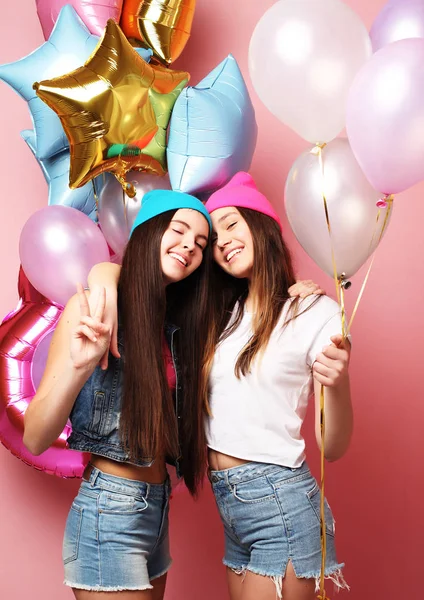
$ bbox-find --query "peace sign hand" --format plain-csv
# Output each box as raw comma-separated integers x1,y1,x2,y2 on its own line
70,284,112,371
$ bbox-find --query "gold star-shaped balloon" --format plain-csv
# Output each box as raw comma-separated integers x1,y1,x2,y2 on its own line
34,19,189,197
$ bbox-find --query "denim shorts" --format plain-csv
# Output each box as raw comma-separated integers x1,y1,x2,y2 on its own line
210,461,348,597
63,466,172,591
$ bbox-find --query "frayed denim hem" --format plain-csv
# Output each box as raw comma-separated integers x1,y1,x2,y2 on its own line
64,581,153,591
223,561,349,599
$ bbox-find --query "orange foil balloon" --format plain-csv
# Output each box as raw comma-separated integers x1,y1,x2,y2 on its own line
34,19,189,197
121,0,196,65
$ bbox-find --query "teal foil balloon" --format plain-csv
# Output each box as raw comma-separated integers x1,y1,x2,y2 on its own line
167,54,257,195
21,130,100,221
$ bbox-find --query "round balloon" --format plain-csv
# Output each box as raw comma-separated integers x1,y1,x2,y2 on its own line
370,0,424,52
98,172,171,259
19,205,110,307
0,268,89,478
249,0,371,144
285,138,393,280
347,37,424,194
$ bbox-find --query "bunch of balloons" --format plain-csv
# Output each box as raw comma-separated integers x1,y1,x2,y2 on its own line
0,1,257,477
249,0,424,286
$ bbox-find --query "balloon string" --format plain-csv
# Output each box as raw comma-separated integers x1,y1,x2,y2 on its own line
313,145,394,598
92,179,99,213
346,196,393,335
318,384,330,600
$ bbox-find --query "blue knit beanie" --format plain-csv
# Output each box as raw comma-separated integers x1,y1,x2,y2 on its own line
130,189,212,237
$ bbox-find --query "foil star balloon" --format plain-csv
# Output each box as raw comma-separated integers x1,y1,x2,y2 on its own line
36,0,124,39
0,5,99,160
167,54,257,194
120,0,196,65
34,19,189,197
21,129,100,221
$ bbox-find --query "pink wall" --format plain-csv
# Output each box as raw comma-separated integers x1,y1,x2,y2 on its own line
0,1,422,599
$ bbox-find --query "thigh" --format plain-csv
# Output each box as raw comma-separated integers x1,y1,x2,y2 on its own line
227,567,244,600
151,573,167,600
73,590,153,600
232,562,315,600
281,562,315,600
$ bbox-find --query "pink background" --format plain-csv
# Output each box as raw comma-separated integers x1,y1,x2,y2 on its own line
0,1,422,598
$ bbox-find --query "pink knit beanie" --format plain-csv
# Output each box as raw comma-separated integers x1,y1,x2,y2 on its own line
205,172,281,227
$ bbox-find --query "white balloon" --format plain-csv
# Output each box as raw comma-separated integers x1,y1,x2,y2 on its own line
249,0,371,143
98,172,171,260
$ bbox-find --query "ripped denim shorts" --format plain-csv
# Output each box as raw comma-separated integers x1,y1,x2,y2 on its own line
209,461,348,598
63,466,171,592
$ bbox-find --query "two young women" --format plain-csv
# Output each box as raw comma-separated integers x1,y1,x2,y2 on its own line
25,172,352,600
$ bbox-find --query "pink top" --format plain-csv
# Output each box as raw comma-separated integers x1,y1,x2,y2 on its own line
163,337,176,390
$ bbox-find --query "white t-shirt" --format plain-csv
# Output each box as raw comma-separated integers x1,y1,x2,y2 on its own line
206,296,343,468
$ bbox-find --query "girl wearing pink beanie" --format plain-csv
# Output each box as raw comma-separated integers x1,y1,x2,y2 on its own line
86,173,333,599
204,172,351,599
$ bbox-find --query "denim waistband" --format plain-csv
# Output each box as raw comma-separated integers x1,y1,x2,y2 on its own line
209,461,310,486
82,465,171,500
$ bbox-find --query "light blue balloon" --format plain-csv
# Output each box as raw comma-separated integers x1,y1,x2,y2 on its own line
167,54,257,195
21,129,101,222
0,5,99,160
0,5,153,161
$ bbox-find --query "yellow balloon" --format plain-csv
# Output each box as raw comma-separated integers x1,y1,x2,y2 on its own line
121,0,196,66
34,19,189,197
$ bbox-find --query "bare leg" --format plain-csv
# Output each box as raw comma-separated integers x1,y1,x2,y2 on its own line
227,567,244,600
151,573,167,600
281,562,315,600
226,561,315,600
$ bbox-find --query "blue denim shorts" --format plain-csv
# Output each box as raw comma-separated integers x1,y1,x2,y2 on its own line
63,466,172,591
210,461,348,597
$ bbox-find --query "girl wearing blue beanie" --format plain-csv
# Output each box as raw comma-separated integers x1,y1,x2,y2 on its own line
24,190,212,598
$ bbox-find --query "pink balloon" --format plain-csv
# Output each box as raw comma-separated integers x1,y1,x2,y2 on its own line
36,0,123,38
0,269,89,478
370,0,424,53
19,205,110,307
346,38,424,194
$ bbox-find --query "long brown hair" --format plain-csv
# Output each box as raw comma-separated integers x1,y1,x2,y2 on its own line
118,210,212,494
203,208,318,390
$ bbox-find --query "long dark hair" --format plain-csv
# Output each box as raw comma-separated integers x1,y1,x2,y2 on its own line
118,210,212,495
203,208,318,395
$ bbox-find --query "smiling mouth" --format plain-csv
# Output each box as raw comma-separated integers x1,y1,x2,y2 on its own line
226,248,243,263
169,252,188,267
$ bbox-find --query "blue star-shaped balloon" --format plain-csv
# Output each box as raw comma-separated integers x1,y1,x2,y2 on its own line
0,5,98,160
21,129,101,221
167,54,258,194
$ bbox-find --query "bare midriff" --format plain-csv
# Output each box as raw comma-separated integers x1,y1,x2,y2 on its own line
87,454,168,483
208,449,250,471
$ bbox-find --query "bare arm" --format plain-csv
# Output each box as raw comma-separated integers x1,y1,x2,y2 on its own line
23,286,110,456
313,335,353,461
87,262,122,368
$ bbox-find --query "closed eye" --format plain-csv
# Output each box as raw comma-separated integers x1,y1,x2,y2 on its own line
172,228,184,235
227,222,237,230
